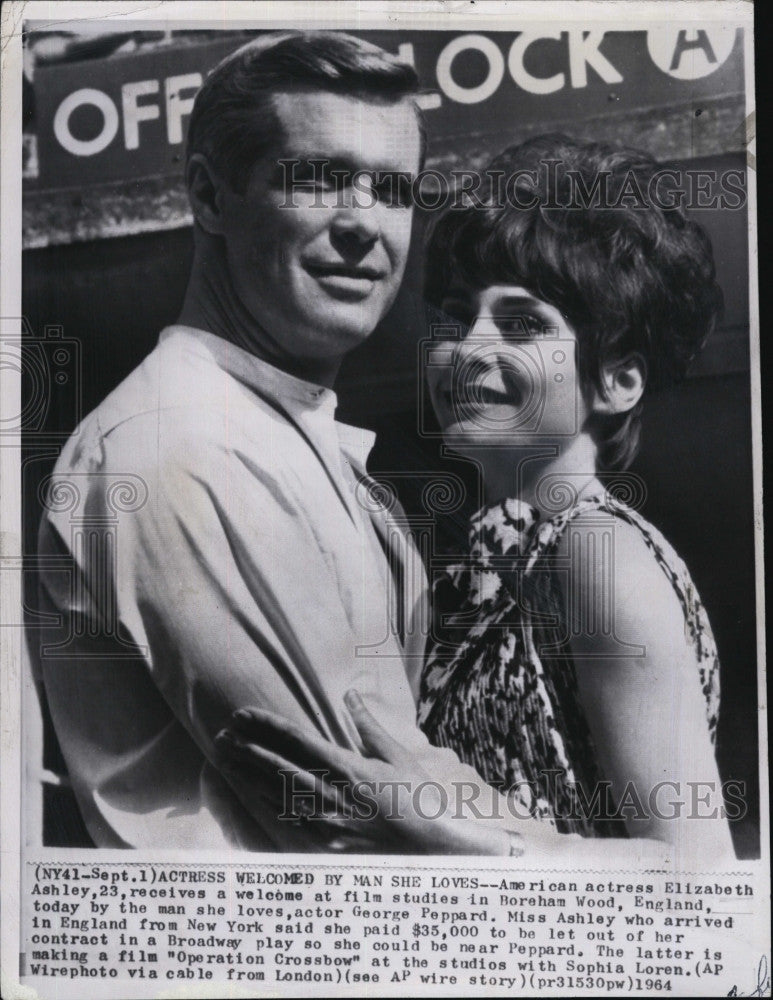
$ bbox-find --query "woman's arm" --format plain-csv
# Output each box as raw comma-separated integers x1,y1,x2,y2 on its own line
557,513,735,865
215,695,671,864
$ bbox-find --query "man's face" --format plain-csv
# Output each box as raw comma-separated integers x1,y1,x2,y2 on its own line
216,89,422,364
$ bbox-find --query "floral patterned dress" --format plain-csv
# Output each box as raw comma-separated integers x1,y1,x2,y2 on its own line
417,495,720,837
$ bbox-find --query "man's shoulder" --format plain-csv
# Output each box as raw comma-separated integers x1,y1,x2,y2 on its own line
57,328,284,476
91,328,236,430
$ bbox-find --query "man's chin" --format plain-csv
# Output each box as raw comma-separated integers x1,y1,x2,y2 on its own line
307,311,384,353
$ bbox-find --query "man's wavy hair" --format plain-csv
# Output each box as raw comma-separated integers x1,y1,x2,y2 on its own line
425,134,723,470
186,30,425,194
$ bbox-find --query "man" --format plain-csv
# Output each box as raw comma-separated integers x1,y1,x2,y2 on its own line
36,31,518,853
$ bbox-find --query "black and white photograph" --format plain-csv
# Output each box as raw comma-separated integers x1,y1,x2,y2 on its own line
1,2,767,997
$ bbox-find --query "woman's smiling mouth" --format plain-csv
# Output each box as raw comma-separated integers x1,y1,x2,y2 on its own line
443,380,525,413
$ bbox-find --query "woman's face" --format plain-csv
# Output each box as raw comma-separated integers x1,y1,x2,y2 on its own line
426,283,588,453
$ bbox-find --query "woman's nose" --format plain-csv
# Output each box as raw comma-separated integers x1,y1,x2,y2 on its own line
464,313,500,340
452,316,502,365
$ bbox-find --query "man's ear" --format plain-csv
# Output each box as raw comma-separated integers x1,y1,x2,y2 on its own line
593,353,647,414
186,153,228,236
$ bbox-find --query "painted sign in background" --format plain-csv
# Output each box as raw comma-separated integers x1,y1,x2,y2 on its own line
27,26,744,190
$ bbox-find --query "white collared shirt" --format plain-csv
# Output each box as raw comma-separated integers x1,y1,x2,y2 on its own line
35,326,479,849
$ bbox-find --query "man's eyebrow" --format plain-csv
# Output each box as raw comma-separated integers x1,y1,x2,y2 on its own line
298,156,358,173
273,155,414,176
266,155,346,178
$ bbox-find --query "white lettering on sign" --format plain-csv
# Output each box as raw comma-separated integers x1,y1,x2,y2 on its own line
437,31,622,101
647,26,737,80
53,75,202,157
436,34,505,104
53,88,119,156
166,73,202,144
508,32,564,94
47,30,738,161
122,80,160,151
568,30,623,88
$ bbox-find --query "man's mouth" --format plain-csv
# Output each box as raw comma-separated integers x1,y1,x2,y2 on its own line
303,260,387,300
305,261,385,281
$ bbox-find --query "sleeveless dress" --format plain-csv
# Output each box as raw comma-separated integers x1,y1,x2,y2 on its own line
417,494,720,837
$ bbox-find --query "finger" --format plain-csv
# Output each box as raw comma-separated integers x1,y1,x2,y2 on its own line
225,709,385,785
326,837,375,853
343,690,411,766
214,733,346,816
324,833,403,854
213,733,286,810
312,817,403,854
228,707,315,749
224,706,266,737
228,708,357,775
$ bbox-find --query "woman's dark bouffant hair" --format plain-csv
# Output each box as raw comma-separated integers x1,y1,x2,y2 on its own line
425,134,723,470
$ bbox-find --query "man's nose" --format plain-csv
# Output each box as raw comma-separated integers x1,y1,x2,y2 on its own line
330,182,381,251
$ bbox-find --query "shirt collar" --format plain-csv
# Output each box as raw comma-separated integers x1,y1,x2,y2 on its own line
159,324,377,470
159,324,337,409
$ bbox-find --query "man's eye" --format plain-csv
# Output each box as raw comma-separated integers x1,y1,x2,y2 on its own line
372,172,414,208
316,166,351,190
324,167,353,190
292,163,351,190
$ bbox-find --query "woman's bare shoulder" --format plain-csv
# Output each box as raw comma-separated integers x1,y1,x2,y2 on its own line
555,506,690,659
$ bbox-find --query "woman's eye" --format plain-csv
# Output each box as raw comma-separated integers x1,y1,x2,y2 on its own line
497,314,550,338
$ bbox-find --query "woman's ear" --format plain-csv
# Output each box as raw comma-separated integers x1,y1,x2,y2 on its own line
186,153,228,236
593,353,647,415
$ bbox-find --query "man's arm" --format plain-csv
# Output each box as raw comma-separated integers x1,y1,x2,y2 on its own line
37,417,511,848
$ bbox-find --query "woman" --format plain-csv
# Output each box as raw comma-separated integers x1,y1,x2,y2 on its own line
217,135,734,861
